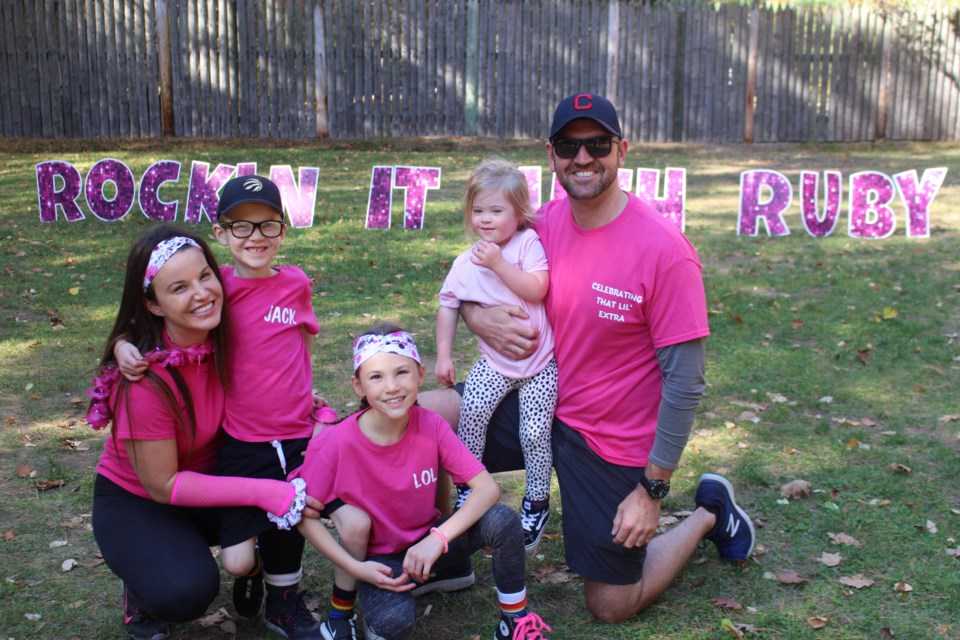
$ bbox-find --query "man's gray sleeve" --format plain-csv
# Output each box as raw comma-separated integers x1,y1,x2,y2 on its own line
648,337,707,470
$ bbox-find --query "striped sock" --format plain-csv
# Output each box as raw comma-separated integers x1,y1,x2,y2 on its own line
328,584,356,620
497,587,528,616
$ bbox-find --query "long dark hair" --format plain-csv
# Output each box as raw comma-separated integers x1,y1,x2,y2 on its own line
96,225,229,446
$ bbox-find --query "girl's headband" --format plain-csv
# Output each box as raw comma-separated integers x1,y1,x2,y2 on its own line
353,331,421,370
143,236,202,292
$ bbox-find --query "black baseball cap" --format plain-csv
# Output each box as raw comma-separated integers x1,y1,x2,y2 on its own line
216,175,284,220
549,92,623,139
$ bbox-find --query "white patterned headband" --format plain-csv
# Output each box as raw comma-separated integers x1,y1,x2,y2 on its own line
353,331,421,370
143,236,202,291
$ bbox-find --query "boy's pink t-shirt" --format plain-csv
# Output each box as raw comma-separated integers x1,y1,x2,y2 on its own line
95,356,225,497
292,405,485,555
221,265,320,441
439,228,554,379
536,193,710,467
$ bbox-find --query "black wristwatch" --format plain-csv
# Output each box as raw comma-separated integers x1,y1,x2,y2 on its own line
639,474,670,500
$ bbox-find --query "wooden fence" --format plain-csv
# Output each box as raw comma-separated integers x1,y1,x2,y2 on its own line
1,0,957,142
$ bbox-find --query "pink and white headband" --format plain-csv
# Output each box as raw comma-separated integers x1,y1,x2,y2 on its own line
143,236,202,291
353,331,421,370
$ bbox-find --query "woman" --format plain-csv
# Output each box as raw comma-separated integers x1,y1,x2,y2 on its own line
88,225,311,640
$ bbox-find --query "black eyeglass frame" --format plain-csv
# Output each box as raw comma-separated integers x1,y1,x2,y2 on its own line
549,135,621,159
218,219,286,238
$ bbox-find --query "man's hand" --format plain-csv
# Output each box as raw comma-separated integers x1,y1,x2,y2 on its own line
461,303,538,361
611,486,661,549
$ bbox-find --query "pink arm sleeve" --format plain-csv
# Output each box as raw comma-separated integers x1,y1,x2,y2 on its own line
169,471,296,516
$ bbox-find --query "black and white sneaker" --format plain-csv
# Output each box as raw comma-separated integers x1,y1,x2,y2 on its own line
520,497,550,555
122,582,169,640
411,557,476,597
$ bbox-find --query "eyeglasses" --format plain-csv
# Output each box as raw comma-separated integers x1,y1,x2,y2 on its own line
550,135,620,159
219,219,285,238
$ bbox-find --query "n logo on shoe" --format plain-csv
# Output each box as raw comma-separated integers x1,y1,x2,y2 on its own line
725,513,740,538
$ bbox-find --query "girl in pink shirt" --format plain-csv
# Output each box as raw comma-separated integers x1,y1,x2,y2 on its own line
294,325,551,640
436,158,558,555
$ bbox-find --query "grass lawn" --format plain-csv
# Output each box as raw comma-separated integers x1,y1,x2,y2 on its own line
1,137,958,639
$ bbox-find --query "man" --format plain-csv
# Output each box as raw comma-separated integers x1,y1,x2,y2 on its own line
422,92,754,623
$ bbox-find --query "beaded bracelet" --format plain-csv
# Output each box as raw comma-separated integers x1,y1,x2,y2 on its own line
429,527,449,553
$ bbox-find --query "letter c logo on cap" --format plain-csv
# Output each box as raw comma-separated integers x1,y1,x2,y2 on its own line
574,93,594,111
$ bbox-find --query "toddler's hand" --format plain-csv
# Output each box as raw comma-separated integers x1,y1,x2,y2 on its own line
435,359,456,388
115,341,148,382
470,240,503,269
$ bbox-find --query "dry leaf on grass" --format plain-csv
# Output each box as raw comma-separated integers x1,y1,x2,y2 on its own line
776,570,807,585
946,547,960,558
893,581,913,593
17,463,34,478
530,563,578,584
818,552,842,567
712,595,743,610
889,463,912,473
839,574,874,589
807,616,829,629
828,532,863,547
61,558,77,572
198,608,232,628
780,479,811,499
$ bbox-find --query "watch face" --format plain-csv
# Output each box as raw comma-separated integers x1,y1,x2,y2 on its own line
647,480,670,500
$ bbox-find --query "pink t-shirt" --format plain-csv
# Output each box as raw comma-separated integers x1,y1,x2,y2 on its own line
536,193,710,467
221,265,320,442
439,228,554,378
292,405,485,556
95,354,225,498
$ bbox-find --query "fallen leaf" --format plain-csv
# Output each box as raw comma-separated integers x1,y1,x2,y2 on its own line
530,563,578,584
776,570,807,584
829,532,863,547
857,348,871,364
893,581,913,592
25,613,42,621
720,618,744,638
712,595,743,610
68,287,80,295
819,552,842,567
17,463,33,478
882,307,899,319
35,479,65,491
807,616,829,629
926,520,938,534
839,574,874,589
889,463,912,473
61,558,77,572
780,479,811,499
4,529,14,541
878,628,894,640
946,547,960,558
49,540,68,548
198,608,232,628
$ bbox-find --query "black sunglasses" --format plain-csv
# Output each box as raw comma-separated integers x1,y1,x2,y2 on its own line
550,135,620,159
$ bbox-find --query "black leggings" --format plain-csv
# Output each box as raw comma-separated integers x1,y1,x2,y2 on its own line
92,474,221,623
359,504,524,640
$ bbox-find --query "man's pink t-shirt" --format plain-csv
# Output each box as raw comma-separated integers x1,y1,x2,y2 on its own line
95,355,225,498
439,228,554,379
292,405,485,556
221,265,319,442
536,193,710,467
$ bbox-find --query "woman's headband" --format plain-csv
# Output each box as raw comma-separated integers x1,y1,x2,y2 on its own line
353,331,421,370
143,236,202,292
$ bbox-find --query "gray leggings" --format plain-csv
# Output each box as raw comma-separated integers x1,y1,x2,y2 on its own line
458,358,558,501
358,504,524,640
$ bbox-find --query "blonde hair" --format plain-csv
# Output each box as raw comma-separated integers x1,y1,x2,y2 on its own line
462,157,537,238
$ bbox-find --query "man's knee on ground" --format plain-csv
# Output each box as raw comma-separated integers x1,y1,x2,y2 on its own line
585,581,646,624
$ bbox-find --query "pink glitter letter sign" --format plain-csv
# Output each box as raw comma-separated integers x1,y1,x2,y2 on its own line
36,161,84,222
848,171,895,239
737,170,791,236
270,165,319,228
85,159,136,221
635,168,687,231
139,161,182,222
365,166,395,229
893,167,947,238
393,166,441,230
186,162,237,223
519,167,542,213
799,171,842,238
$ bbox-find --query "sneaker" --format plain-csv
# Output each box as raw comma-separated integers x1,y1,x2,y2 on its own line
454,484,472,510
494,611,552,639
695,473,756,562
519,498,550,555
361,618,386,640
264,587,323,639
320,611,359,639
411,557,476,597
122,582,169,640
232,552,265,618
